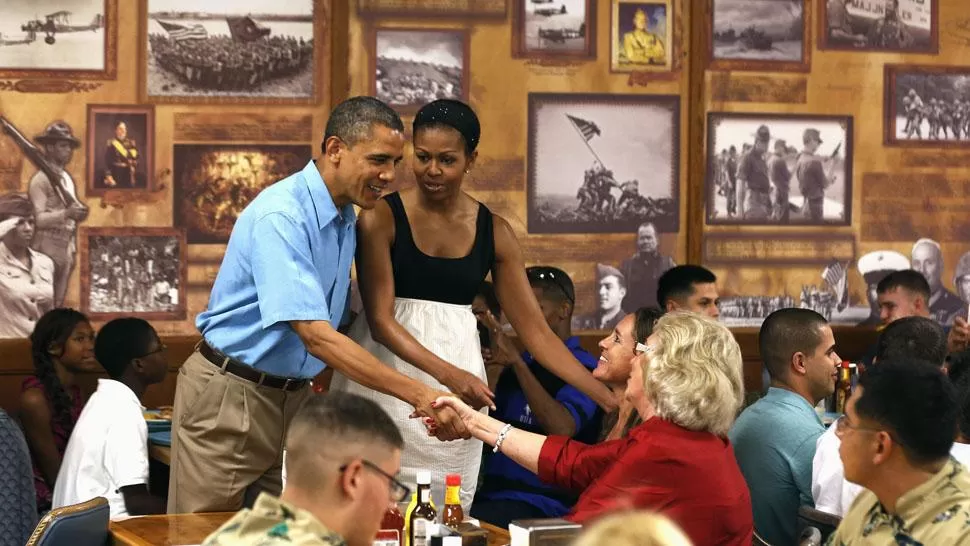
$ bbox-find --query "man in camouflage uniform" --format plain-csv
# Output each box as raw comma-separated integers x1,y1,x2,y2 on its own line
204,393,405,546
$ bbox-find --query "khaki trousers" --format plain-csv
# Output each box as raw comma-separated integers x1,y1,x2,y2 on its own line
166,350,310,514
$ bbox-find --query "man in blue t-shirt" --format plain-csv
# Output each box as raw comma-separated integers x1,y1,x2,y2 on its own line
471,266,603,528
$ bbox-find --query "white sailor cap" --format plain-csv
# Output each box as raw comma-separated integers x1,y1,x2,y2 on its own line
857,251,910,278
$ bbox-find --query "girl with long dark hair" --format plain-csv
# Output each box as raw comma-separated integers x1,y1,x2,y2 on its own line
19,308,96,514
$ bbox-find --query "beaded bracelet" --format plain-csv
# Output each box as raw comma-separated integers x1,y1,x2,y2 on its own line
493,423,513,453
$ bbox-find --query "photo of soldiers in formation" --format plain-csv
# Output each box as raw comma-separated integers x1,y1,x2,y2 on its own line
88,235,180,313
173,145,311,243
375,29,464,109
893,71,970,142
825,0,934,52
721,260,849,326
708,116,850,225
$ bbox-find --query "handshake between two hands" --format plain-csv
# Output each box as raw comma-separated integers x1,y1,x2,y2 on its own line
410,394,479,442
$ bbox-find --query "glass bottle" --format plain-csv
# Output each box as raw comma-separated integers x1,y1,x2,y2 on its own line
408,471,437,546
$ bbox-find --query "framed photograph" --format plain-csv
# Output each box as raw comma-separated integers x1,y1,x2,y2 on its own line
139,0,325,104
527,93,681,235
80,227,187,320
370,27,469,113
706,112,853,226
884,64,970,147
86,105,154,196
0,0,117,80
512,0,596,60
173,143,312,244
820,0,937,53
708,0,809,72
611,0,672,73
356,0,508,18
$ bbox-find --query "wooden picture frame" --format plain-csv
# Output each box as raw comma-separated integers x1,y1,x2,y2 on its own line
80,227,188,321
705,112,854,227
512,0,596,60
85,104,155,197
819,0,938,53
610,0,673,73
0,0,118,80
883,64,970,148
369,26,470,114
138,0,327,105
356,0,508,18
707,0,810,73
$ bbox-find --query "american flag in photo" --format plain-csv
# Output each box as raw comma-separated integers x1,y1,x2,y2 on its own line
157,20,209,42
821,259,850,310
566,115,601,142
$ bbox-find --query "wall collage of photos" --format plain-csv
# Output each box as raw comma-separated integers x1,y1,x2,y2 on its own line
0,0,966,339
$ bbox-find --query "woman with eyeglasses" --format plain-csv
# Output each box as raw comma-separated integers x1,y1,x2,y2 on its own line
330,99,614,510
422,312,753,545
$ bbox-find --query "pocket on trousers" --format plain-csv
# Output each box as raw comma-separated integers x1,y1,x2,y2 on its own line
176,357,219,426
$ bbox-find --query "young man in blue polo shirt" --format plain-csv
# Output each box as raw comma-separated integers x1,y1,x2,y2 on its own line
471,266,603,528
729,308,841,546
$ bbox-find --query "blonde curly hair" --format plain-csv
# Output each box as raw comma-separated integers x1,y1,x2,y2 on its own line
642,311,744,437
573,511,693,546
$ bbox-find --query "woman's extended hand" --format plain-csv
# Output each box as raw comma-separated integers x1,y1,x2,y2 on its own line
417,396,483,439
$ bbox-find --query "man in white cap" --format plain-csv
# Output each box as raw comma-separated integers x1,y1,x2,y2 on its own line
575,264,626,330
855,251,910,327
912,238,966,325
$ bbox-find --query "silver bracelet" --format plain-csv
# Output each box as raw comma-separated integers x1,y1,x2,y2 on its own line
493,423,513,453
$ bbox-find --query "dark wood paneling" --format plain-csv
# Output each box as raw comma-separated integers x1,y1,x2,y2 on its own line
0,327,878,415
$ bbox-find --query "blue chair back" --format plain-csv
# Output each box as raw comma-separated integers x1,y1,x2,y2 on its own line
25,497,109,546
0,409,37,546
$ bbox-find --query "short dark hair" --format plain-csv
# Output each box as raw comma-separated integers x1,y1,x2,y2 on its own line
759,308,829,380
527,266,575,307
657,265,717,308
876,269,931,302
948,349,970,388
94,318,158,379
476,281,501,318
955,371,970,439
875,316,946,366
288,392,403,450
855,358,957,465
322,96,404,152
633,307,664,343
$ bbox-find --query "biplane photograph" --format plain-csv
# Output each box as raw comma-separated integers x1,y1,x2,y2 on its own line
514,0,595,59
0,0,109,72
142,0,320,103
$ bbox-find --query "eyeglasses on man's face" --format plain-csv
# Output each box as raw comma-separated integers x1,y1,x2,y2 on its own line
137,343,168,359
527,267,575,305
341,459,410,502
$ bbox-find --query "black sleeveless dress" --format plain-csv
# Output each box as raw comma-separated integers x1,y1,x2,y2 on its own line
330,191,495,511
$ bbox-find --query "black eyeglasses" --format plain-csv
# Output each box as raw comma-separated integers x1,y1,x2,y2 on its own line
136,344,168,359
527,267,575,305
340,460,410,502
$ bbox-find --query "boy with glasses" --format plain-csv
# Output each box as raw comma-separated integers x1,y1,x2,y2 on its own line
205,392,405,546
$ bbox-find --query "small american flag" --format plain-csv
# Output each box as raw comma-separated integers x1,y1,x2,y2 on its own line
822,259,849,311
566,115,601,141
157,20,209,42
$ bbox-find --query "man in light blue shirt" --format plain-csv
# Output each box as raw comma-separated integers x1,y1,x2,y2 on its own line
168,97,465,515
729,308,841,546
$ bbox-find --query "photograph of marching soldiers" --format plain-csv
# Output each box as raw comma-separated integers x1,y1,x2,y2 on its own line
520,0,590,55
0,0,106,71
173,144,311,244
706,114,851,226
711,0,805,63
145,0,314,99
86,232,182,315
0,118,89,338
374,29,466,110
823,0,935,52
888,66,970,143
87,106,152,192
528,93,679,234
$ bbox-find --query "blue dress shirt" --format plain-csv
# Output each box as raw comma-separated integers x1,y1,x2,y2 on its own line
196,160,356,379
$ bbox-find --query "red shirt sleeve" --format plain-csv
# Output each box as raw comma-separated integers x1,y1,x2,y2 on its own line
537,435,627,492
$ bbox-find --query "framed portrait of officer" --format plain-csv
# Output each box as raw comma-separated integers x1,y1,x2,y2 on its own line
86,104,154,196
610,0,672,73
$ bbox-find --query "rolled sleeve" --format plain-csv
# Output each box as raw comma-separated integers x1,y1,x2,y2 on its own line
556,385,598,434
250,212,331,328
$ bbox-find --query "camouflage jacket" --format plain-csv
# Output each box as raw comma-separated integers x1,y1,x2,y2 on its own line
203,493,347,546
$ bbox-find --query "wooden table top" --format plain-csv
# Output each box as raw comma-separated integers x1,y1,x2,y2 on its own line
149,443,171,466
110,512,511,546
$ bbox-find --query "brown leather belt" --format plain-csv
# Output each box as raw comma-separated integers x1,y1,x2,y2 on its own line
198,340,308,392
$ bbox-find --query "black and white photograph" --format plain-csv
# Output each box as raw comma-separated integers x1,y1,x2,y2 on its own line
710,0,809,72
885,64,970,147
86,104,154,195
80,227,187,320
820,0,937,53
142,0,320,103
528,93,680,235
0,0,116,78
706,113,853,226
513,0,595,59
173,144,312,244
372,28,468,112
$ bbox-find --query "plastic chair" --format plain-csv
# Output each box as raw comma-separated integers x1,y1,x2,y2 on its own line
25,497,109,546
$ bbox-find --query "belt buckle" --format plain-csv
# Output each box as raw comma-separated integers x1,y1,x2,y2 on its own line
283,378,293,390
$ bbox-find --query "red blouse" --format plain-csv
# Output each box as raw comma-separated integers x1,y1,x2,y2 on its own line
538,417,753,546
